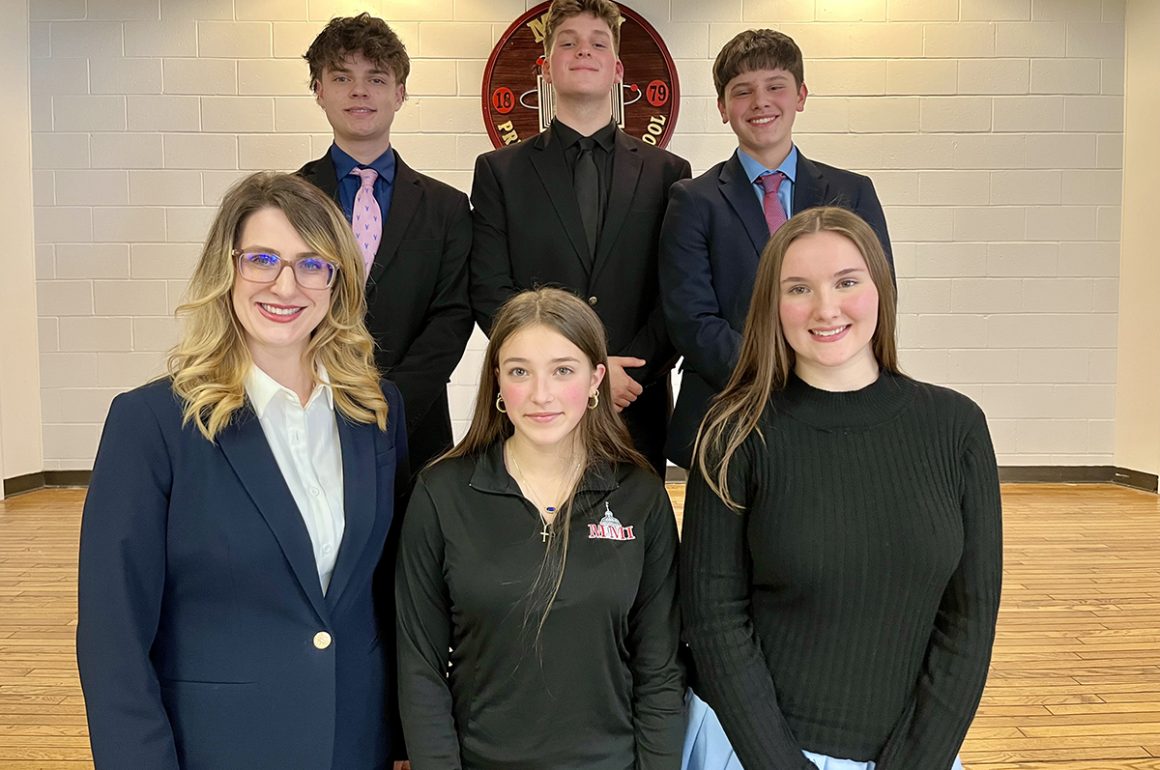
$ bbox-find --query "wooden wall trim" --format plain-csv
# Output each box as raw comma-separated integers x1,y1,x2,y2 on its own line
668,465,1158,493
7,467,1159,496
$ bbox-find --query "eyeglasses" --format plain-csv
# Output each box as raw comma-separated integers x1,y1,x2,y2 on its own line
234,250,339,290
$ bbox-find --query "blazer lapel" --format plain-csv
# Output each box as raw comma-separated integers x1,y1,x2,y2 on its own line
793,152,830,212
528,129,593,273
324,414,377,609
368,152,422,286
301,151,340,198
217,408,329,623
589,130,642,285
719,154,770,255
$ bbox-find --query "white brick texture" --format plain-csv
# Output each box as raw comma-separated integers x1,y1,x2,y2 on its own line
26,0,1126,465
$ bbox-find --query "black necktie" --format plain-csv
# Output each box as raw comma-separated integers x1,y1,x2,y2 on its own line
574,137,600,259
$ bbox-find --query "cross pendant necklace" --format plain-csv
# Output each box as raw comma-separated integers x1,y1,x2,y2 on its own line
507,443,578,545
540,507,556,543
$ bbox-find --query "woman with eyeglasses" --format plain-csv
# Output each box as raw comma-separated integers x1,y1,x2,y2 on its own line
77,172,410,770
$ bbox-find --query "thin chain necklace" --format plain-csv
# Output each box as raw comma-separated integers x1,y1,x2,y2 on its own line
506,443,581,543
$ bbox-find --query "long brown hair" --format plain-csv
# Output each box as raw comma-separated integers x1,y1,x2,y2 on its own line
694,206,900,508
443,287,649,639
168,172,388,440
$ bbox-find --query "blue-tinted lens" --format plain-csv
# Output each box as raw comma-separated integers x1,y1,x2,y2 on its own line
297,257,326,274
294,257,335,287
238,251,335,287
242,251,281,268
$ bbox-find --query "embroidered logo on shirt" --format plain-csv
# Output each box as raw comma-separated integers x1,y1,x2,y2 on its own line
588,502,636,541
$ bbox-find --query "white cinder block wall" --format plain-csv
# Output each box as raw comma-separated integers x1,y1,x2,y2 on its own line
29,0,1124,470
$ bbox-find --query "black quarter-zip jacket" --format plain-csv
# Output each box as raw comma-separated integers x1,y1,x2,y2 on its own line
396,442,684,770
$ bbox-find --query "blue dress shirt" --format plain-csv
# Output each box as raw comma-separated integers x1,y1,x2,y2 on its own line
736,145,798,220
330,143,396,232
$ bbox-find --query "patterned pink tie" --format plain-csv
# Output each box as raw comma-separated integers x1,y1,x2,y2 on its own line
760,171,788,235
350,168,381,279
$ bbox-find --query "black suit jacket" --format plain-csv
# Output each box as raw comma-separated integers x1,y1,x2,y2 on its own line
299,150,473,472
469,127,690,472
659,151,894,468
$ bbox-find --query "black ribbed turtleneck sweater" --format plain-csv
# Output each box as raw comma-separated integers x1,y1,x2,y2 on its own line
680,370,1002,770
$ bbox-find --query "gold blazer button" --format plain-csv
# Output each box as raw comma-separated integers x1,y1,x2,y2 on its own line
313,631,333,650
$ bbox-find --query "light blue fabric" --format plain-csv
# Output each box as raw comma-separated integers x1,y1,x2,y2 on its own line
736,144,798,216
802,750,876,770
681,691,965,770
682,690,743,770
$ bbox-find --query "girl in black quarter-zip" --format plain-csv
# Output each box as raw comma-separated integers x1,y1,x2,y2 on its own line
396,288,684,770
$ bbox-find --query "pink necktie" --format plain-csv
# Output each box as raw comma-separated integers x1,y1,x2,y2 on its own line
350,168,381,279
760,171,788,235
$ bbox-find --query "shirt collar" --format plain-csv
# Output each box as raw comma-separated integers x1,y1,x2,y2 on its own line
469,439,620,496
329,143,397,187
737,144,798,186
551,117,618,153
244,363,334,419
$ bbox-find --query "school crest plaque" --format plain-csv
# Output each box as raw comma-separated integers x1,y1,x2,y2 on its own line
481,2,680,149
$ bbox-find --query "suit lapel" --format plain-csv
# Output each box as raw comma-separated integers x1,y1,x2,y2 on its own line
301,151,340,198
589,130,642,286
719,154,770,254
324,414,377,609
792,152,830,213
217,408,329,623
528,129,593,273
368,152,422,286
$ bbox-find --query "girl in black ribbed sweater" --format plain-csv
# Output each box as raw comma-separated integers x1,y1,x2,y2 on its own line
680,207,1002,770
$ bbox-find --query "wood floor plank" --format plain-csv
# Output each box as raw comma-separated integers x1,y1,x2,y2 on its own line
0,482,1158,767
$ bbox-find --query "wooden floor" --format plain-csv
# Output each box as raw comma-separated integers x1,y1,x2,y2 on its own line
1,484,1158,768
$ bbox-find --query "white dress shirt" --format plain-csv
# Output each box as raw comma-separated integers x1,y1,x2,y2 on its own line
244,365,344,594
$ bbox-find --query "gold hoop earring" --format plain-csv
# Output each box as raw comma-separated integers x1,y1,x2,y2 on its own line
588,392,599,410
495,394,507,413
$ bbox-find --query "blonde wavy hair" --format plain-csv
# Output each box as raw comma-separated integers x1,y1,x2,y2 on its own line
694,206,900,508
168,171,388,441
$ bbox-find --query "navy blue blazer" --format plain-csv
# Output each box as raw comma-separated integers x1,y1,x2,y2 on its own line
77,378,409,769
659,151,894,468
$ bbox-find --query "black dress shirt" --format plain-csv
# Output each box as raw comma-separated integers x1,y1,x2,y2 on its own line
553,118,617,226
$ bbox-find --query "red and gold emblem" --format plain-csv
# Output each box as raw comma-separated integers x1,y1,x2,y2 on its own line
481,2,680,149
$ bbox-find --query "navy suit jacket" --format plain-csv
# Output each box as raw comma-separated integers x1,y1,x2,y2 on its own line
659,151,894,468
77,378,409,769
